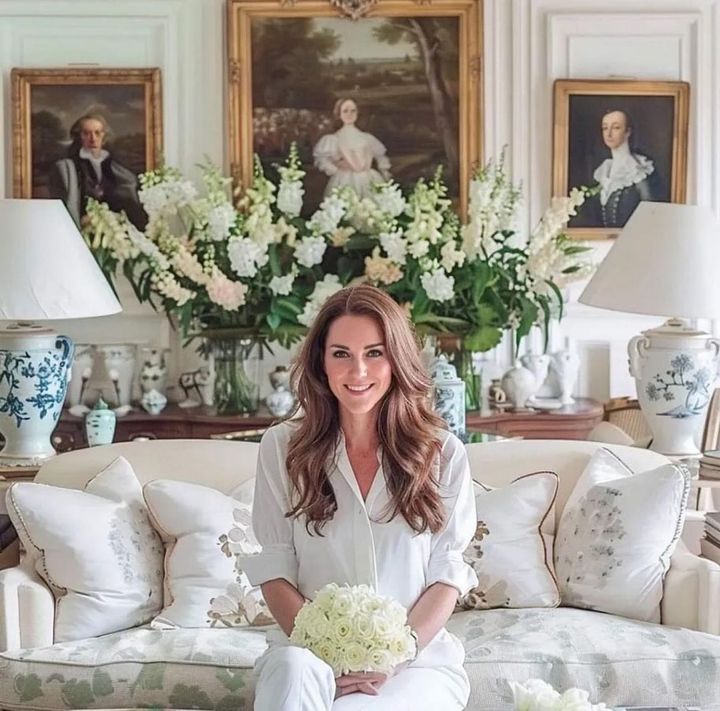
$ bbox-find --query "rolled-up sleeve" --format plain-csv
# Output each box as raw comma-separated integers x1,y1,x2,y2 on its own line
238,426,299,588
427,434,478,596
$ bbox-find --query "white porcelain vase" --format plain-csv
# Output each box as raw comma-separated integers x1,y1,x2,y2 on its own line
139,347,169,395
550,350,581,405
96,344,137,409
65,344,95,410
629,321,720,456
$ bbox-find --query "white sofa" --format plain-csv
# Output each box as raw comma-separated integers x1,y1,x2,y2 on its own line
0,438,719,710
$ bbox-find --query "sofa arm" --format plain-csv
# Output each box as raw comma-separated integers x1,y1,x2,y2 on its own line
0,561,54,651
662,547,720,635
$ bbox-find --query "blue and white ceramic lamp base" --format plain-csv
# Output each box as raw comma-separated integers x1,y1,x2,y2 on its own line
0,327,73,466
629,319,720,457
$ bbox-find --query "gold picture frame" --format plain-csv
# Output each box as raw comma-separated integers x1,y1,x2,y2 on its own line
12,67,163,211
552,79,689,240
227,0,483,215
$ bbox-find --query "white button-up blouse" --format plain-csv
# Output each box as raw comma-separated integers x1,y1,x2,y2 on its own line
242,421,478,609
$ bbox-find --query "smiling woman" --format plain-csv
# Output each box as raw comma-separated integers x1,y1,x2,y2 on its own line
240,283,478,710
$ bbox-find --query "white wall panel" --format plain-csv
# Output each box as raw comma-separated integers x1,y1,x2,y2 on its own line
491,0,719,399
0,0,226,398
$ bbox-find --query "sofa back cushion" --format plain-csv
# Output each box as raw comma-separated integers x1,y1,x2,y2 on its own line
554,447,689,623
143,478,274,629
35,439,260,492
464,440,671,527
457,472,560,610
6,457,164,642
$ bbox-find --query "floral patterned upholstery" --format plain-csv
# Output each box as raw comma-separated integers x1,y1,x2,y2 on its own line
1,608,720,710
448,608,720,710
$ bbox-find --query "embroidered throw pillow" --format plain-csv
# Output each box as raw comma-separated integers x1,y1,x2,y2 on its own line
554,447,689,623
457,472,560,610
143,478,274,629
6,457,164,642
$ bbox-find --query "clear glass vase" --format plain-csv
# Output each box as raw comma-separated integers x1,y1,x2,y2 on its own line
206,334,261,416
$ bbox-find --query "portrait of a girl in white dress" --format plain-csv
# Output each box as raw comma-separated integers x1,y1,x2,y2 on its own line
313,98,392,199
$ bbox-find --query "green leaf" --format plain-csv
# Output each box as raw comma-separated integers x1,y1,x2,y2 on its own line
516,297,539,340
464,326,503,352
545,280,565,321
268,244,281,276
266,312,281,331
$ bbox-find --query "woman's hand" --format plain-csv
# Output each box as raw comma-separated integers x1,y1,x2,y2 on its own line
334,663,408,698
334,672,385,698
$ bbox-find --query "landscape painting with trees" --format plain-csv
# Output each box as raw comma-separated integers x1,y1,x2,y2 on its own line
228,0,482,214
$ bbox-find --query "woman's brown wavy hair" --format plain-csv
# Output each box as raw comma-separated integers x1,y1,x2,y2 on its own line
286,284,447,535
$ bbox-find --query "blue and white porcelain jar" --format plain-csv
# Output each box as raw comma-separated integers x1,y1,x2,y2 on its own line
430,355,466,439
85,398,117,447
0,330,73,465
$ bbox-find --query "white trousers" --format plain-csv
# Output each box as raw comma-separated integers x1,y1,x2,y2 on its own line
253,629,470,711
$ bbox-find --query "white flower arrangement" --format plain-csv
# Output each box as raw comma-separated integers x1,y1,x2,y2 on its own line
510,679,609,711
289,583,416,676
83,143,593,354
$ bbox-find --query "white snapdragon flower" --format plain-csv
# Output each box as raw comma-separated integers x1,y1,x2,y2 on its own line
294,236,327,268
373,183,407,217
379,229,407,265
420,269,455,302
227,237,269,278
440,241,466,272
277,180,304,217
151,271,194,306
125,222,170,270
269,271,296,296
206,203,237,242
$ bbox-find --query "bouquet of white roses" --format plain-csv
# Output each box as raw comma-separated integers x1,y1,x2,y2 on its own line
510,678,609,711
289,583,416,676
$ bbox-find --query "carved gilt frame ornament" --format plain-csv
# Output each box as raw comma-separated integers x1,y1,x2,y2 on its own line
227,0,483,214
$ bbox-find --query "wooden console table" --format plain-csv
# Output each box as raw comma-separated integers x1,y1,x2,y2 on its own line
54,398,602,450
466,398,603,440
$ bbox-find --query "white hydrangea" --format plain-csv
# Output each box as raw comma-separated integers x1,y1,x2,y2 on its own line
206,203,237,242
379,229,408,265
139,179,197,218
373,183,407,217
309,194,348,234
298,274,343,326
228,237,269,278
277,180,304,217
269,272,296,296
420,269,455,302
289,583,415,676
407,239,430,259
294,235,327,268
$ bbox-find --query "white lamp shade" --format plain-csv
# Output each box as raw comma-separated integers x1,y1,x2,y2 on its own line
0,199,121,320
579,202,720,320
